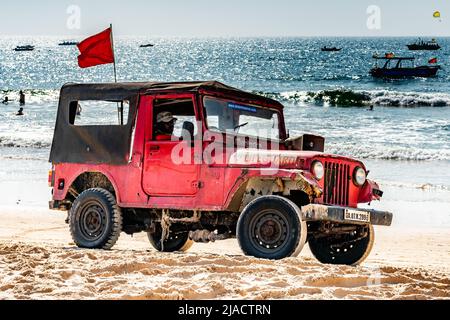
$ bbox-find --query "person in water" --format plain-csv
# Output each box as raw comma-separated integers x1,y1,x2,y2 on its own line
19,91,25,106
1,96,8,105
16,107,24,116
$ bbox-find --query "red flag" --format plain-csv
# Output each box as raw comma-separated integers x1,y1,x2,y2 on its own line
428,57,438,64
77,28,115,68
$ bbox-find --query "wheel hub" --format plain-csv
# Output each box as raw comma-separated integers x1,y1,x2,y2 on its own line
251,211,289,250
84,208,102,233
80,202,106,241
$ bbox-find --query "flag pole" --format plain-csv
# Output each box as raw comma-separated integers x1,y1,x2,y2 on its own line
110,23,122,124
110,23,118,83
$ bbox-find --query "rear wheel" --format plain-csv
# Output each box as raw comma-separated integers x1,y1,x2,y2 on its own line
308,225,374,266
147,224,193,253
237,196,307,260
69,188,122,250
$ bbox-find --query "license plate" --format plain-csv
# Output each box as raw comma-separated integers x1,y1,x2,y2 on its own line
345,210,371,223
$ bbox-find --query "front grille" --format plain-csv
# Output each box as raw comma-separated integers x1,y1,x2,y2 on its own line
323,162,350,207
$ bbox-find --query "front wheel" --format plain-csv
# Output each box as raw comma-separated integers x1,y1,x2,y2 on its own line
69,188,122,250
308,225,375,266
237,196,307,260
147,225,193,253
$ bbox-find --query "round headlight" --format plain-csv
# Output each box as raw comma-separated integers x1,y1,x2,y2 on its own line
312,161,324,180
354,167,367,186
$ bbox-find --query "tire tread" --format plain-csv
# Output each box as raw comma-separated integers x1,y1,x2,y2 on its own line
69,188,122,250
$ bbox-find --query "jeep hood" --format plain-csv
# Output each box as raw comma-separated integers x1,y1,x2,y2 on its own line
228,149,362,169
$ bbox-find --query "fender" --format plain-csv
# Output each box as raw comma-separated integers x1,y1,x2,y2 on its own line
224,168,323,212
53,165,121,203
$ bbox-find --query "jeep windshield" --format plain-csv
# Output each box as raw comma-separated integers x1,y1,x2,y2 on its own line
203,96,281,140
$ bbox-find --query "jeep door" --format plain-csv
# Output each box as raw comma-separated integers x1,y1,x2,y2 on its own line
142,94,201,196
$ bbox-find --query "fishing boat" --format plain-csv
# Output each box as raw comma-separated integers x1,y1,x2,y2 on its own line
139,44,154,48
407,38,441,51
370,54,440,79
58,41,79,46
321,46,341,52
14,45,35,52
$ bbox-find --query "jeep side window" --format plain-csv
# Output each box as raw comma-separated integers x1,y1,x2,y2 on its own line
68,100,130,126
152,98,198,142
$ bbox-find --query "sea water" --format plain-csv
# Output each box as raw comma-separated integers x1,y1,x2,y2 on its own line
0,37,449,226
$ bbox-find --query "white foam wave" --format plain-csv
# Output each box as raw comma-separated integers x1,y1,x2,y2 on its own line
265,90,450,107
377,180,450,192
367,90,450,107
327,144,450,161
0,136,51,149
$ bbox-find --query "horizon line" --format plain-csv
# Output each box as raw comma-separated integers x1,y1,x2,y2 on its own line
1,34,449,38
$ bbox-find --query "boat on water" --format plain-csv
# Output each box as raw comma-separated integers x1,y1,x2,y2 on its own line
58,41,79,46
321,46,341,52
14,45,35,52
370,54,440,79
407,38,441,51
140,44,154,48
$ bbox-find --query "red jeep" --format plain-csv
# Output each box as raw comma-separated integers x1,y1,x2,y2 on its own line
49,82,392,265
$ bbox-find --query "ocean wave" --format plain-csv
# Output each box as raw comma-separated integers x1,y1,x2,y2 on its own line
0,155,48,161
4,88,450,108
327,144,450,161
0,136,51,149
377,180,450,192
259,90,450,107
369,91,450,107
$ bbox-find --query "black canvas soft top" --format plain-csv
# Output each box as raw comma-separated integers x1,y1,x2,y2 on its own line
59,81,283,109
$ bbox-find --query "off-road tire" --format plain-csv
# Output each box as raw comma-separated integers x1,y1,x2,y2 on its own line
237,196,307,260
147,225,194,253
69,188,122,250
308,225,375,266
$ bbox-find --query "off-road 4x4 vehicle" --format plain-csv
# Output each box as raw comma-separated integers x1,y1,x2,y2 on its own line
49,82,393,265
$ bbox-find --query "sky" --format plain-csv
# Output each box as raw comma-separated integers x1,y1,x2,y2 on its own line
0,0,449,37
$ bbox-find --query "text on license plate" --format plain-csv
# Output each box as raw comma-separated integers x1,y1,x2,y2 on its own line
345,210,371,223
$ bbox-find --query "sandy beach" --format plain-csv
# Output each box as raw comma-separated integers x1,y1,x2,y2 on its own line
0,206,448,300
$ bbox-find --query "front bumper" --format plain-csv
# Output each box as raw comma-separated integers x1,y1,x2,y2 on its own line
301,204,393,226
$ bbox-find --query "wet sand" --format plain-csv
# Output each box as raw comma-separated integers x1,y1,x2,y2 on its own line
0,207,448,300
